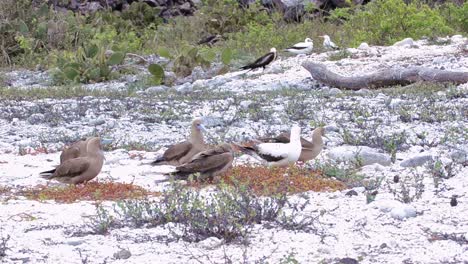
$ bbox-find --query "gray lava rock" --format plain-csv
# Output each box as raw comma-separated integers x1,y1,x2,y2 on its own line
328,146,392,166
354,88,371,95
27,113,45,125
89,116,106,126
390,204,417,220
175,82,193,94
240,100,253,110
199,237,223,250
113,248,131,260
451,149,468,164
358,42,370,50
146,85,169,94
338,258,359,264
400,154,433,168
329,88,343,95
203,116,225,127
66,240,85,246
393,38,414,47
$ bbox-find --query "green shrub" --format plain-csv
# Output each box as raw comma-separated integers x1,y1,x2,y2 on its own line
91,182,288,242
51,44,126,84
438,2,468,33
338,0,454,46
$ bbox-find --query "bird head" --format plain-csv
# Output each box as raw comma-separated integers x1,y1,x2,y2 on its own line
270,47,277,53
305,38,313,43
192,117,207,132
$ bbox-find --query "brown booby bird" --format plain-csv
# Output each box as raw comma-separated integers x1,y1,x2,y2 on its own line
234,125,302,167
197,34,222,47
164,143,234,182
258,127,326,162
240,48,277,72
39,137,107,184
151,117,208,166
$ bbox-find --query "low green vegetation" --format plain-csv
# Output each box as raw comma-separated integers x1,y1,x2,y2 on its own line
0,0,466,85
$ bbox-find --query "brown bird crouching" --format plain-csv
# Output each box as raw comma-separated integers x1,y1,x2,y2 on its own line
40,137,105,184
151,117,208,166
166,143,234,182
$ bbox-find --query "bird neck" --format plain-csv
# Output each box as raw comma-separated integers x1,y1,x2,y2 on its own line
190,126,205,146
312,130,324,147
290,132,301,145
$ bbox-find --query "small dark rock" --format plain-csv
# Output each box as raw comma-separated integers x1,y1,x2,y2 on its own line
380,243,388,249
345,190,358,197
393,175,400,183
113,248,131,260
338,257,359,264
450,196,458,207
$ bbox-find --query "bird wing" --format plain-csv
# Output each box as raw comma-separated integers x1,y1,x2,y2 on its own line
163,141,193,161
60,138,89,163
190,145,229,162
177,152,232,173
197,35,215,45
53,157,90,178
259,132,291,144
257,143,290,158
242,52,274,69
60,146,81,163
286,42,311,50
300,137,314,149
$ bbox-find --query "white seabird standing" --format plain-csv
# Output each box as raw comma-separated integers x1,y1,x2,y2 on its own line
234,125,302,167
321,35,339,50
284,38,313,55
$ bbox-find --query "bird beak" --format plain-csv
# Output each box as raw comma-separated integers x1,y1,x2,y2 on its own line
198,124,207,132
100,138,113,145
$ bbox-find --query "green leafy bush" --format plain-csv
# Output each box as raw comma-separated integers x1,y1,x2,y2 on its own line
338,0,454,46
52,45,126,84
438,2,468,33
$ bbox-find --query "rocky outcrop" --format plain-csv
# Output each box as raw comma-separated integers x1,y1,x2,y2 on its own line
42,0,197,18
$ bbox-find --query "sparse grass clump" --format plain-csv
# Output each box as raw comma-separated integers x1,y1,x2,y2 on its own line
219,165,346,196
0,231,10,259
0,185,11,195
22,182,155,203
91,182,288,242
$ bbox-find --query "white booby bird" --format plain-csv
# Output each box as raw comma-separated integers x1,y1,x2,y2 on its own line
284,38,313,55
151,117,208,166
234,125,302,167
240,48,277,72
258,127,327,162
321,35,339,50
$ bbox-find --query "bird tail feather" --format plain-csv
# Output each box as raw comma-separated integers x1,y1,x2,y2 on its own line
39,168,56,179
149,157,167,166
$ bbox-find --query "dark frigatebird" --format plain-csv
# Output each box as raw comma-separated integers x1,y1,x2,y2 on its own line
197,34,222,47
240,48,277,72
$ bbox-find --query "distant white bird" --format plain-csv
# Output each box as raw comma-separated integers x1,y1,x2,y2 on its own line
321,35,339,50
234,125,302,167
284,38,313,55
